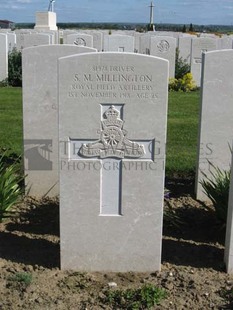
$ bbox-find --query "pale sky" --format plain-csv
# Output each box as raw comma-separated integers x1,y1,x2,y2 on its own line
1,0,233,25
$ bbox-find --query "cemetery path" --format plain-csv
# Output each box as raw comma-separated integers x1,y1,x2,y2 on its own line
0,195,232,309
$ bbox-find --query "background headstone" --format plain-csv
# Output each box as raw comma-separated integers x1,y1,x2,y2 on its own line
0,34,8,81
23,33,51,48
7,32,16,52
66,33,93,48
22,45,97,197
16,33,51,50
178,36,192,65
191,37,217,86
139,33,152,54
104,35,134,52
196,50,233,200
217,37,233,50
150,36,176,78
59,52,168,272
225,144,233,273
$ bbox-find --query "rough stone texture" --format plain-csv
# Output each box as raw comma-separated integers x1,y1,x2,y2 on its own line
225,145,233,273
59,52,168,272
196,50,233,200
22,45,97,197
104,35,134,52
0,33,8,81
150,36,176,78
191,37,217,86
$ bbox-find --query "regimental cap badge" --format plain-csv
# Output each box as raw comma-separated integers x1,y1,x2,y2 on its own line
79,105,145,159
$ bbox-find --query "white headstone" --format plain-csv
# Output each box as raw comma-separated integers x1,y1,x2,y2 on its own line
0,34,8,81
178,36,192,65
217,37,233,50
150,36,176,78
133,32,142,53
104,35,134,52
80,30,103,51
58,52,168,272
196,50,233,200
225,146,233,273
22,45,97,197
36,30,58,44
66,33,93,48
16,33,51,50
23,33,51,48
62,30,77,44
191,37,217,86
139,33,152,54
7,33,16,52
92,31,103,52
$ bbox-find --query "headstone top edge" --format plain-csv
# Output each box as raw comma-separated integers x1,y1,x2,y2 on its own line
22,45,97,54
203,49,233,56
58,52,170,64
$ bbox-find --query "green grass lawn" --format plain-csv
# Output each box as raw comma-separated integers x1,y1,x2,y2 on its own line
0,87,200,176
166,90,200,176
0,87,23,155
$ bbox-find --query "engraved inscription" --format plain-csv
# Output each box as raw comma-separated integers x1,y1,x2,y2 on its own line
67,65,158,100
74,37,86,46
157,40,170,53
79,106,145,159
194,57,202,64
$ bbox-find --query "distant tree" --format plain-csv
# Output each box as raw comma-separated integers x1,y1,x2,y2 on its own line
182,25,186,33
189,23,194,32
147,24,155,31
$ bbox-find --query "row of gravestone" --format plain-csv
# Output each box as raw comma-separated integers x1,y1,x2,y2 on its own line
1,29,233,83
22,44,233,273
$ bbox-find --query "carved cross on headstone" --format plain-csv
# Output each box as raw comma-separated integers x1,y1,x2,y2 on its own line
70,104,154,216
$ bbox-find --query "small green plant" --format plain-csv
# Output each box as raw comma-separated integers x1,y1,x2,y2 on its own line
175,49,190,79
8,272,32,287
0,151,24,222
58,272,90,291
0,78,9,87
103,284,166,309
220,287,233,308
169,49,196,92
169,73,197,92
8,48,22,87
200,162,230,224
